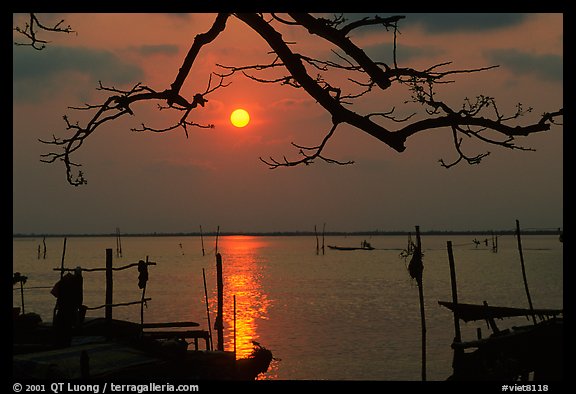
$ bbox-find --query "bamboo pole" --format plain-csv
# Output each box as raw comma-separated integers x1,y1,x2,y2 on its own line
322,223,326,255
202,268,213,351
446,241,461,343
19,280,25,315
140,256,148,326
200,225,205,256
233,294,237,359
215,226,220,256
515,220,537,325
315,225,319,255
60,237,67,280
215,253,224,351
105,248,113,322
414,225,426,381
116,227,122,258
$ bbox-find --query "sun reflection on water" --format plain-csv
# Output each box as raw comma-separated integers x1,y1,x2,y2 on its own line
211,236,271,360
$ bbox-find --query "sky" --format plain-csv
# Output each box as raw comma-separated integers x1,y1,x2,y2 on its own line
12,13,564,235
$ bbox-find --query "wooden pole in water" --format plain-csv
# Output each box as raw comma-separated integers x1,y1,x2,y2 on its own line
315,225,319,255
140,256,148,326
446,241,461,343
116,227,122,258
105,248,113,322
322,223,326,255
202,268,213,351
215,226,220,256
60,237,67,280
215,253,224,351
20,279,25,315
200,225,206,256
43,236,47,259
233,294,237,359
415,225,426,381
515,219,537,325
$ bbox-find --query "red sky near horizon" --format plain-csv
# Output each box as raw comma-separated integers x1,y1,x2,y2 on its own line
12,13,563,234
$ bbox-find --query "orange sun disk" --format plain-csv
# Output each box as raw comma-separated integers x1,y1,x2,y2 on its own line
230,108,250,128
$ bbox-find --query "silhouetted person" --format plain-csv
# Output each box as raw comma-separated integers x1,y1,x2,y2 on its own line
51,267,84,346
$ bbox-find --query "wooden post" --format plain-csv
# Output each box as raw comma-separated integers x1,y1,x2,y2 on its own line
202,268,213,351
515,220,537,325
215,253,224,351
233,294,237,359
60,237,67,280
414,225,426,381
116,227,122,258
215,226,220,256
315,225,319,255
105,248,113,322
447,240,463,375
200,225,206,256
20,280,25,315
446,241,461,343
322,223,326,255
43,236,47,259
140,256,148,326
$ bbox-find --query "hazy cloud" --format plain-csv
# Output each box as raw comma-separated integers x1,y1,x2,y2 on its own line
486,49,562,82
13,45,143,102
402,13,529,33
134,44,179,56
339,13,528,34
363,42,440,64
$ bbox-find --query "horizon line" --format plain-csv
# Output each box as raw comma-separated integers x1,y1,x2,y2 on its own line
13,228,562,238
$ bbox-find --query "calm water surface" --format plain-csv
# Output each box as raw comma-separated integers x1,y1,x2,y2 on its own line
12,234,563,380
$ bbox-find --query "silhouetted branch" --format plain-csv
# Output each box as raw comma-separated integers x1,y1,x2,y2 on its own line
39,14,231,186
22,12,562,185
260,123,354,168
14,13,75,50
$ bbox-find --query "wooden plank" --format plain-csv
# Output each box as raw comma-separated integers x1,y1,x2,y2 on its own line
141,321,200,329
438,301,563,322
142,330,210,339
13,342,160,379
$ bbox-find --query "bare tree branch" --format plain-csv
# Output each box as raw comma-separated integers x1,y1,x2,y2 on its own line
14,13,75,50
20,13,561,186
260,123,354,168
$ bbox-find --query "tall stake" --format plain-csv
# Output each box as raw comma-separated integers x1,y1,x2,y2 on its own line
233,294,237,359
105,248,113,323
200,225,206,256
515,220,537,325
446,240,464,375
322,223,326,255
20,279,25,315
140,256,149,326
115,227,122,258
408,225,426,381
446,241,461,343
215,226,220,256
60,237,67,280
215,253,224,351
315,225,319,255
202,268,213,351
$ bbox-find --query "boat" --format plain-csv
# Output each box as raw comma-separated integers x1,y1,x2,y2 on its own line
328,240,375,251
12,251,273,380
438,301,563,381
13,315,273,380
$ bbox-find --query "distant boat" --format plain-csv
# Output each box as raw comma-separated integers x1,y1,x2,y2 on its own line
328,240,375,251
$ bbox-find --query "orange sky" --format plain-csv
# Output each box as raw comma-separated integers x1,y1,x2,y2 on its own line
12,13,563,234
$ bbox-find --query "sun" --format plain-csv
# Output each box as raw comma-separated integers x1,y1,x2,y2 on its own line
230,108,250,128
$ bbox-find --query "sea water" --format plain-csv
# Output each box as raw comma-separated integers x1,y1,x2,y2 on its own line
12,234,563,381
